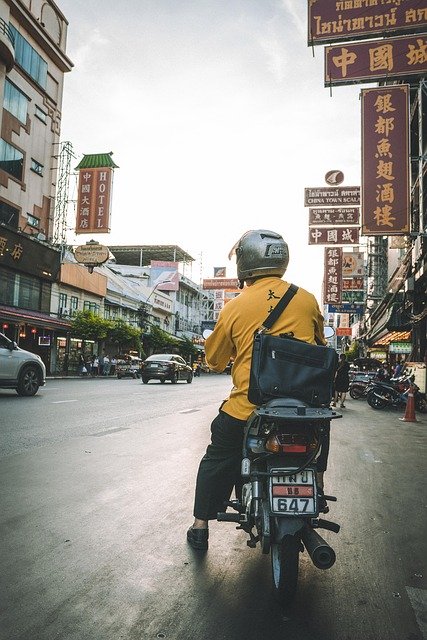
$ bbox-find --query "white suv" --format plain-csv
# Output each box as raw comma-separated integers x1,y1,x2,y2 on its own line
0,332,46,396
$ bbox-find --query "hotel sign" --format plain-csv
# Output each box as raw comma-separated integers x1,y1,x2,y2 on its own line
76,167,113,234
361,85,410,235
325,34,427,86
308,0,427,45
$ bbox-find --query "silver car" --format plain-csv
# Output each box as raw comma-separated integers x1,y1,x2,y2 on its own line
0,332,46,396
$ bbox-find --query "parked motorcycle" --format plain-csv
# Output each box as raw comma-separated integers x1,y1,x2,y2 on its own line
367,377,427,412
349,375,375,400
217,397,341,606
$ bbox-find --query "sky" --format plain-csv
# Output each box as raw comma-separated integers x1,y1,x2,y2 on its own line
58,0,364,302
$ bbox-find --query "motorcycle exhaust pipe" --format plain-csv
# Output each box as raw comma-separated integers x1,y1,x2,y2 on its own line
301,526,336,570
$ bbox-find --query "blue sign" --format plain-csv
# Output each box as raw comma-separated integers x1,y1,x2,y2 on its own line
327,304,364,314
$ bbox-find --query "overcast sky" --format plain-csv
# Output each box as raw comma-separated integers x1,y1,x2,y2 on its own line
58,0,364,301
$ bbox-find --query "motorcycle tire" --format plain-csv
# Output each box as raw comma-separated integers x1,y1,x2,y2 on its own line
271,535,299,606
416,396,427,413
349,385,364,400
367,390,389,410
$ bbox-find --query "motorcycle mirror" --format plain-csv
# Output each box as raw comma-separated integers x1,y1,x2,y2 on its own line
324,326,335,339
202,329,213,339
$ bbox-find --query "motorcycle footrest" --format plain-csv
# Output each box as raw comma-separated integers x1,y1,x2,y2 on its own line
223,500,244,513
315,518,340,533
217,512,243,523
323,494,337,502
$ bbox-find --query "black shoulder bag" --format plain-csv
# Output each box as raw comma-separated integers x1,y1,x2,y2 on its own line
247,284,338,407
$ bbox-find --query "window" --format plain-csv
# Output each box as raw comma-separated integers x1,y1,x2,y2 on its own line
9,25,48,89
0,201,19,228
70,296,78,315
27,214,40,228
35,106,47,123
59,293,67,309
4,80,28,123
30,159,43,176
0,139,24,181
83,301,100,314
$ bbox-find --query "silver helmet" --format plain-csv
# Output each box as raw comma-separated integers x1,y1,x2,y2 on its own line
229,229,289,287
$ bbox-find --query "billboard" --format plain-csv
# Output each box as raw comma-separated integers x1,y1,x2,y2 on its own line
361,85,410,235
75,167,113,234
150,261,179,291
308,0,427,46
324,247,343,305
325,34,427,86
309,227,360,245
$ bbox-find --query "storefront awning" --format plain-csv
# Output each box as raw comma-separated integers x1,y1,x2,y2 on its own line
373,330,411,347
0,304,72,331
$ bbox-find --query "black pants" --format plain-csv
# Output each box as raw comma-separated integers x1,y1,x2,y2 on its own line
193,410,331,520
193,410,246,521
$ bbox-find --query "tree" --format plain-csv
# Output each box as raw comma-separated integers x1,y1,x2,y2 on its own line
71,310,112,341
143,325,180,354
108,318,142,354
179,335,199,362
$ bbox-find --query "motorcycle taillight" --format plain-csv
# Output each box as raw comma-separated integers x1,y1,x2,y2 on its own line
265,431,317,454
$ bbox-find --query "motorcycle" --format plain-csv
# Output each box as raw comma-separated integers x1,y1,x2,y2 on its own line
367,377,427,412
217,397,342,606
349,375,375,400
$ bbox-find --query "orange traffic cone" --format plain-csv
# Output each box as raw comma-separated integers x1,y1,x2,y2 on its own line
399,384,418,423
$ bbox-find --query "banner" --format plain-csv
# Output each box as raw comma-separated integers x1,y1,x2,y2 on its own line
150,261,179,291
361,85,410,235
324,247,343,305
75,167,113,234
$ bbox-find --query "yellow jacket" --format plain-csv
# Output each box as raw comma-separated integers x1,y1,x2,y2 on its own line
205,277,326,420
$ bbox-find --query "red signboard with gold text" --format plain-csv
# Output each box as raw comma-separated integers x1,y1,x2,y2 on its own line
324,247,343,305
361,85,410,235
308,0,427,45
75,167,113,234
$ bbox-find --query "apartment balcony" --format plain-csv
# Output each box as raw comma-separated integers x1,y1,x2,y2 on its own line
0,18,14,72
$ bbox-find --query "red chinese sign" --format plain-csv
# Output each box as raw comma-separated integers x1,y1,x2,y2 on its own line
324,247,343,305
343,277,364,290
308,0,427,45
325,34,427,86
309,227,360,245
75,167,113,234
309,207,360,226
361,85,410,235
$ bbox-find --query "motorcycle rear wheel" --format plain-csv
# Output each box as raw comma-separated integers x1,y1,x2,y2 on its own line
349,385,364,400
367,390,389,409
271,535,299,606
416,396,427,413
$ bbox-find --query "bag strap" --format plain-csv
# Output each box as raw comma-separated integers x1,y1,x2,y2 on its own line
259,283,299,333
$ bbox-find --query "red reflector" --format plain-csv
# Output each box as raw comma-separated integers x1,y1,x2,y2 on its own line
283,444,307,453
272,485,314,497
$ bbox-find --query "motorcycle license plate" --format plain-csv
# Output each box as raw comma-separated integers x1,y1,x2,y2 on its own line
270,469,317,515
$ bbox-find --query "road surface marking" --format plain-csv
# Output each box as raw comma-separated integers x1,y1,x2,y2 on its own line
179,408,200,414
51,400,78,404
406,587,427,639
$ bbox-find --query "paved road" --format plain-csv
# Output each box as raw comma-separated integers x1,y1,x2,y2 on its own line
0,376,426,640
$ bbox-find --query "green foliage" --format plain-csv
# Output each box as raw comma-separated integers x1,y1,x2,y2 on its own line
71,310,112,340
143,325,180,353
345,339,359,362
179,335,199,361
108,318,142,353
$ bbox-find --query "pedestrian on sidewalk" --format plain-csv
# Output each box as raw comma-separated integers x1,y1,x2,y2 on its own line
332,353,350,408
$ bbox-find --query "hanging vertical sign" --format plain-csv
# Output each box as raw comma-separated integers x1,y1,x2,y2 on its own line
324,246,343,305
361,85,410,235
74,153,118,235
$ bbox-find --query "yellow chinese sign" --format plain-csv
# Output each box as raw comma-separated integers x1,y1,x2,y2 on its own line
361,85,410,235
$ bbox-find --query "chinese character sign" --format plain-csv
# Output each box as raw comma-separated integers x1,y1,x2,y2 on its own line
324,247,343,305
325,35,427,86
309,207,360,226
361,85,410,235
75,168,113,234
309,227,360,245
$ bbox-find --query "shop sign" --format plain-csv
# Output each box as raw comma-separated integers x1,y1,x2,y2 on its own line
309,227,360,245
389,341,412,353
342,252,364,277
342,290,364,303
74,243,109,265
304,186,360,207
203,278,239,289
324,247,342,305
308,0,427,46
75,167,113,234
361,85,410,235
327,303,364,314
343,277,364,290
214,267,226,277
336,327,352,336
309,207,360,226
0,227,60,281
325,34,427,86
